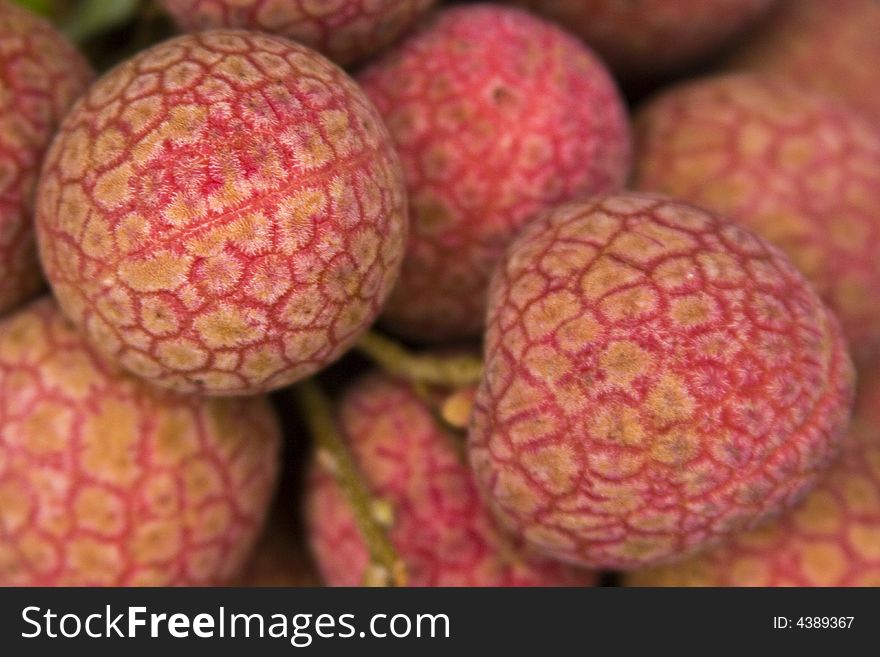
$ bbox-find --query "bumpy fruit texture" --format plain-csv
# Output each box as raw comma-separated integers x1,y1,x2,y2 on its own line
161,0,437,67
633,74,880,361
306,372,596,586
0,298,280,586
36,30,407,396
727,0,880,124
505,0,776,78
0,1,92,316
360,5,631,341
469,193,854,570
627,364,880,586
235,520,319,586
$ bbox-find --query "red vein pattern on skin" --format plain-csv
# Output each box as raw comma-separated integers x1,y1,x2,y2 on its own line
726,0,880,125
36,30,408,396
504,0,776,78
0,298,281,586
161,0,437,67
633,74,880,362
359,5,631,341
0,1,92,316
627,363,880,586
306,371,596,586
468,193,855,570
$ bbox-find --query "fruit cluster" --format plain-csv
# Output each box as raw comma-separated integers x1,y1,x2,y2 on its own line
1,0,878,587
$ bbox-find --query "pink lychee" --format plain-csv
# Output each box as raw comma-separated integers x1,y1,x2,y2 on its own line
359,4,631,341
469,193,854,570
726,0,880,125
35,30,407,396
0,1,92,316
503,0,776,79
632,73,880,362
0,298,280,586
627,361,880,586
306,371,596,586
161,0,437,67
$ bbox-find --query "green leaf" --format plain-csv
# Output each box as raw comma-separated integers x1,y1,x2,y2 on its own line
12,0,54,16
62,0,141,43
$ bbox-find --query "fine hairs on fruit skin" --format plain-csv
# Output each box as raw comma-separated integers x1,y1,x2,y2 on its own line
725,0,880,125
0,1,93,317
0,298,281,586
161,0,437,67
35,30,408,396
469,193,855,570
360,4,631,342
503,0,777,79
627,362,880,587
633,73,880,362
306,371,596,586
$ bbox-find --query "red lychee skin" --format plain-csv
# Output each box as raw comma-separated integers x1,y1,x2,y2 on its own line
632,74,880,363
0,1,92,316
627,363,880,586
0,298,281,586
359,5,631,341
726,0,880,125
161,0,437,67
468,193,854,570
35,30,408,396
503,0,776,79
306,371,596,586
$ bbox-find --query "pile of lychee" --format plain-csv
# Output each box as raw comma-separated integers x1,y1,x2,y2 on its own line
1,0,879,587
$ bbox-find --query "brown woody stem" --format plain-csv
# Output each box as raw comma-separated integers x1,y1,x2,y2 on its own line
294,379,407,587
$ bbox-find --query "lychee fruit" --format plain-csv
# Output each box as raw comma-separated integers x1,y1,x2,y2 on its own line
468,193,854,570
35,30,408,396
0,297,280,586
306,371,596,586
632,73,880,362
726,0,880,125
0,1,92,316
626,362,880,586
161,0,437,67
359,4,631,341
503,0,776,79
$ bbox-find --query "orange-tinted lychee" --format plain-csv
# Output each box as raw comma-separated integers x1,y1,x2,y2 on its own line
504,0,776,79
727,0,880,124
36,30,407,396
360,5,631,341
161,0,437,67
626,362,880,586
469,193,854,570
0,298,280,586
0,1,92,316
633,74,880,361
306,371,596,586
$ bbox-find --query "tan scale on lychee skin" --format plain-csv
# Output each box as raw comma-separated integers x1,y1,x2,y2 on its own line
161,0,437,67
469,193,855,570
359,4,631,341
503,0,776,79
633,74,880,362
726,0,880,125
306,371,596,586
36,30,407,396
627,362,880,587
0,1,93,316
0,298,281,586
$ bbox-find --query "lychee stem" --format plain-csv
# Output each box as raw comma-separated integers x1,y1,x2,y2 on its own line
294,379,408,587
355,330,483,387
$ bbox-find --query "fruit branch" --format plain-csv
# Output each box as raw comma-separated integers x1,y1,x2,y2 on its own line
294,379,407,587
355,330,483,388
